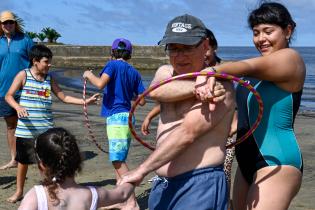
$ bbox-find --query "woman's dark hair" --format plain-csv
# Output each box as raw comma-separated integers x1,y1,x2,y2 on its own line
206,29,221,64
206,29,218,50
35,127,82,204
29,44,53,64
248,2,296,34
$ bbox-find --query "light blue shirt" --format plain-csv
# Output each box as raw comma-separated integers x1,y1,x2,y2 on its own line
0,33,34,97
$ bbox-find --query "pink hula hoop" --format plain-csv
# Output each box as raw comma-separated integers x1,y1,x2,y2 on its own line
128,71,264,151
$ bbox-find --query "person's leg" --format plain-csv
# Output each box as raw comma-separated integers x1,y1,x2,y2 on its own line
106,112,139,209
112,161,139,210
7,163,28,203
112,161,129,181
232,166,249,210
224,138,235,210
246,166,302,210
0,115,18,169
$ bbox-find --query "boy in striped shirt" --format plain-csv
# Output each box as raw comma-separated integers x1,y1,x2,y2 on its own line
5,44,99,203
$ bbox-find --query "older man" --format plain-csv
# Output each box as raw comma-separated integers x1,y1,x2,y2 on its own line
122,14,235,210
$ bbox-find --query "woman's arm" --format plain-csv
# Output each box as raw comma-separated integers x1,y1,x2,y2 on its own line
212,49,304,90
196,48,306,98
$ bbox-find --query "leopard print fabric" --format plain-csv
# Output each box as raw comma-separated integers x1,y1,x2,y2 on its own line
224,137,235,187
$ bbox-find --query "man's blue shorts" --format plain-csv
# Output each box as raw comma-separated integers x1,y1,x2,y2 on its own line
148,166,228,210
0,96,19,117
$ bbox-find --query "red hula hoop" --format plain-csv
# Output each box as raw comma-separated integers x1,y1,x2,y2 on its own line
128,71,264,151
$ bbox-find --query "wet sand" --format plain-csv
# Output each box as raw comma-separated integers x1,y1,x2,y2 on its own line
0,88,314,210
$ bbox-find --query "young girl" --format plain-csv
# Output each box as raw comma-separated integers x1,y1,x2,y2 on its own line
18,127,135,210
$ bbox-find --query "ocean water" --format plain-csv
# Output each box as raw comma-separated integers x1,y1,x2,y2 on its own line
52,46,315,111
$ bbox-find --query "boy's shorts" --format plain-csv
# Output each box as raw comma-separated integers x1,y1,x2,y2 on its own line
148,166,228,210
106,112,134,162
0,95,19,117
15,137,37,164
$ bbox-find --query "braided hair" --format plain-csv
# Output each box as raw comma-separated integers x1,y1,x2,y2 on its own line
35,127,82,204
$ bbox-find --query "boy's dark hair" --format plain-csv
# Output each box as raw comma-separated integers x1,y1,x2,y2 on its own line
29,44,53,63
35,127,82,203
111,45,131,60
248,2,296,33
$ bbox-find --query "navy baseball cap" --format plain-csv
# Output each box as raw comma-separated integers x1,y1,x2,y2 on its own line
111,38,132,53
158,14,207,46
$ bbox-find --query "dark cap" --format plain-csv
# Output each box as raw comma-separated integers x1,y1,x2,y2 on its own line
111,38,132,53
158,14,207,46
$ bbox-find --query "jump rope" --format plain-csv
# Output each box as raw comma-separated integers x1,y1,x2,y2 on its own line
83,71,264,153
83,78,108,153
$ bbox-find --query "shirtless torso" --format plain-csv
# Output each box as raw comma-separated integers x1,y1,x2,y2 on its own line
152,65,235,177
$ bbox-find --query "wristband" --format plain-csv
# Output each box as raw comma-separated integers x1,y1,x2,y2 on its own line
211,67,217,73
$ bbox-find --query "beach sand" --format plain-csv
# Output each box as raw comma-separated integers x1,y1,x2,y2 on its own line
0,89,314,210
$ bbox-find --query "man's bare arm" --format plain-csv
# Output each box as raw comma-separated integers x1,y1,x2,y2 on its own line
122,82,235,183
149,65,195,102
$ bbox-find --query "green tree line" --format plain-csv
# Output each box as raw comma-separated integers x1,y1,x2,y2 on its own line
12,13,62,43
26,27,61,43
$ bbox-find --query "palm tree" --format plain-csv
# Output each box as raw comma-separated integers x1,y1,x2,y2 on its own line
25,31,37,41
37,33,46,43
41,27,61,43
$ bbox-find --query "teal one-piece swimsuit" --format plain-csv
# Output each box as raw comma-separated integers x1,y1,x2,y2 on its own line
235,77,303,184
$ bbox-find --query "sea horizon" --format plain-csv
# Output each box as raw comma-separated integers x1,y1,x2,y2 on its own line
51,46,315,112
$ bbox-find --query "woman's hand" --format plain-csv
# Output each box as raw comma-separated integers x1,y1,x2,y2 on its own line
212,80,226,103
195,76,225,103
194,68,218,102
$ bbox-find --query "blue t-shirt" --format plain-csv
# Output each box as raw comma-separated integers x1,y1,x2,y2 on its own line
0,33,34,97
99,60,145,117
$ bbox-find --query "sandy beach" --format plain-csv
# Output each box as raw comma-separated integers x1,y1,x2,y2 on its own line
0,88,314,210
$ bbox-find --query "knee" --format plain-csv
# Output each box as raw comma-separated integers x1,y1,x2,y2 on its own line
5,117,17,130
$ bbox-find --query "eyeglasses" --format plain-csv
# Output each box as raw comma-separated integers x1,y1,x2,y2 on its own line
1,20,15,25
165,40,203,57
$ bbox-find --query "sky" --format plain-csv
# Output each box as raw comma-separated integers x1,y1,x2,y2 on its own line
1,0,315,46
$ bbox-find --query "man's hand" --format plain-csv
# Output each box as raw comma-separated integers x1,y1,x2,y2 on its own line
119,168,146,186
